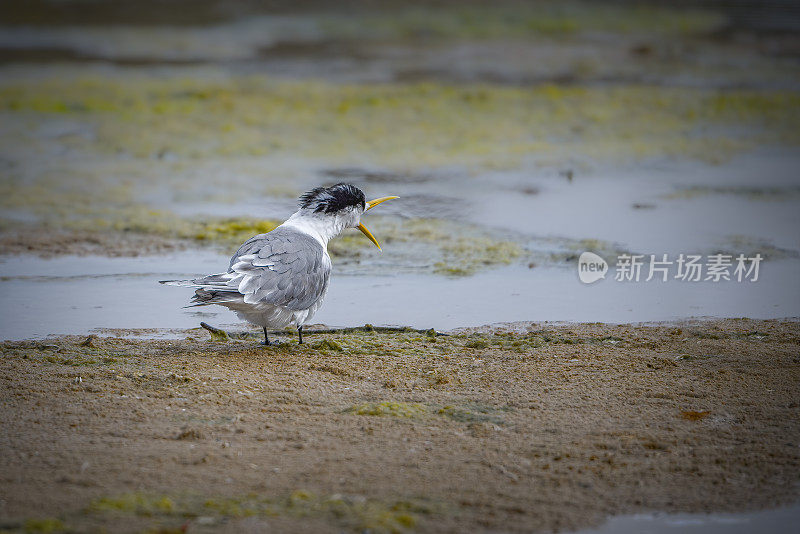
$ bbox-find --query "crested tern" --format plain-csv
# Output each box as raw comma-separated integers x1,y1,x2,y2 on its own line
161,183,397,345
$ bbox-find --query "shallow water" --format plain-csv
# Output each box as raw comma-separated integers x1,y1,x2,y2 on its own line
1,252,797,340
1,150,798,340
464,150,800,256
577,504,800,534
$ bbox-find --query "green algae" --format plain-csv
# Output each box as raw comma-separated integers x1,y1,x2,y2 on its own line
312,339,344,352
348,401,428,418
457,331,623,352
318,3,725,40
20,519,65,534
526,335,546,348
67,210,280,251
203,496,270,518
465,339,490,349
434,237,523,276
89,493,175,516
377,217,526,276
282,490,423,533
0,74,800,276
85,491,428,533
0,181,528,274
328,231,374,258
2,74,799,275
2,78,797,169
203,324,229,342
192,219,280,247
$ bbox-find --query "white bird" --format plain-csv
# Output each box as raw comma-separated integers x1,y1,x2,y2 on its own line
161,183,397,345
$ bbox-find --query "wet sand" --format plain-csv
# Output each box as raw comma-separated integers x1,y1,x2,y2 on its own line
1,318,798,533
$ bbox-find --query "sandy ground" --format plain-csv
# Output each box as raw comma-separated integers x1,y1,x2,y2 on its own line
1,318,798,533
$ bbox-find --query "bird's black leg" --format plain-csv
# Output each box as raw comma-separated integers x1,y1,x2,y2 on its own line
298,326,304,344
261,327,270,346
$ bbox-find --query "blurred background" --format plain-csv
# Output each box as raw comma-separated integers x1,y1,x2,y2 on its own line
0,0,799,337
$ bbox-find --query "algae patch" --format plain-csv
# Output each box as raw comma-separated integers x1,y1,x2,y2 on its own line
369,217,527,276
2,74,799,273
20,518,66,533
312,339,345,352
2,74,799,274
2,78,797,169
318,3,725,40
84,490,430,533
348,401,428,418
88,493,175,516
81,212,282,252
192,219,280,248
202,490,425,533
434,237,523,276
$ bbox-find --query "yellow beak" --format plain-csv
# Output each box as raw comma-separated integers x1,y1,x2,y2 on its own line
358,196,399,250
366,196,399,210
357,223,382,250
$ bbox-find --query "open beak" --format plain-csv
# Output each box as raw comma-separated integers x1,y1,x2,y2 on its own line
365,196,399,211
357,223,382,250
357,196,399,250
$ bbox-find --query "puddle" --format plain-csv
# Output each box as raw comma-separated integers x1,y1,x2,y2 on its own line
1,253,798,340
453,150,800,257
576,503,800,534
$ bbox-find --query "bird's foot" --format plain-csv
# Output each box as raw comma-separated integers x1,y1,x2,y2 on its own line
260,340,280,347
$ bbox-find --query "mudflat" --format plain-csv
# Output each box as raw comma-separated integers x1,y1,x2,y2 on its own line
1,318,798,533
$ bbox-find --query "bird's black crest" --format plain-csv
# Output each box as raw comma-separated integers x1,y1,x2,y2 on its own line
299,183,366,214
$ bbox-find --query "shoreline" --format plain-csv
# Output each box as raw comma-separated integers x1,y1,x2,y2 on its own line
2,314,800,343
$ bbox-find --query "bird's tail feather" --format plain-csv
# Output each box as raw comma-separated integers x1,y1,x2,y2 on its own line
160,273,232,288
161,274,242,308
159,279,197,287
185,287,242,308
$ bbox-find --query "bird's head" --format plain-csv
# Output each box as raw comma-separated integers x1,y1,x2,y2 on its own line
297,183,398,249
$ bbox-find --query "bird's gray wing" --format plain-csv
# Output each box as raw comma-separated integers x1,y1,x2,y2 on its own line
203,226,330,310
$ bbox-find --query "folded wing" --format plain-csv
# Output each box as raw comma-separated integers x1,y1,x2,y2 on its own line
187,227,330,311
